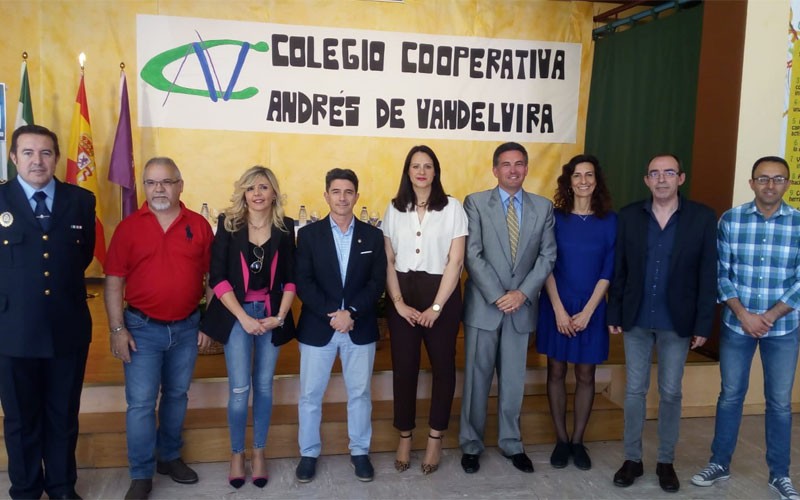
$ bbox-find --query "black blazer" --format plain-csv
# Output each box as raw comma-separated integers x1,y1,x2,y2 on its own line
0,178,96,357
201,214,296,345
295,216,387,347
607,196,718,338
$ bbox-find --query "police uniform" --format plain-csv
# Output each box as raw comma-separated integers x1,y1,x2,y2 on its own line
0,177,96,499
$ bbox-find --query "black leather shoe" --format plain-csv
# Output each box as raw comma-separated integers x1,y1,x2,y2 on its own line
296,456,317,483
656,462,680,492
571,442,592,470
351,454,374,482
49,492,82,500
613,460,643,487
156,458,199,484
461,453,480,474
504,452,534,473
124,479,152,500
550,441,570,468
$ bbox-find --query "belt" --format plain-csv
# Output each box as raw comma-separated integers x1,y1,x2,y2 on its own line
126,306,191,326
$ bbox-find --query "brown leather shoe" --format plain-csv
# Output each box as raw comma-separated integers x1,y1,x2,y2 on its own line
613,460,643,487
656,462,680,492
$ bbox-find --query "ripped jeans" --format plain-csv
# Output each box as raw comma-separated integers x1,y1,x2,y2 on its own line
223,302,281,453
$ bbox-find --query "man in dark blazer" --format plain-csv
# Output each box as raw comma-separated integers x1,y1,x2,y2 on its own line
608,153,717,493
293,168,386,484
0,125,96,499
459,142,556,475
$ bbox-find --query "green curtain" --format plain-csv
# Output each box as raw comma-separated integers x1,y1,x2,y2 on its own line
585,4,704,210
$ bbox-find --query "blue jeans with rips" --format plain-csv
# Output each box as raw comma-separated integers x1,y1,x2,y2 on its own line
224,302,281,453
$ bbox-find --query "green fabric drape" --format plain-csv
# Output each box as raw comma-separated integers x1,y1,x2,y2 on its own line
585,4,704,209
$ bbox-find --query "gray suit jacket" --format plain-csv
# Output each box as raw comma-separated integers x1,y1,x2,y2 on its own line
463,187,556,333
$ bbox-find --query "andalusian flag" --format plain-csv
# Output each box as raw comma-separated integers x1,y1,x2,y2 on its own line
7,60,35,180
66,74,106,264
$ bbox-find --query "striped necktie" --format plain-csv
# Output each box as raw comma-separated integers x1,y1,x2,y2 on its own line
507,197,519,262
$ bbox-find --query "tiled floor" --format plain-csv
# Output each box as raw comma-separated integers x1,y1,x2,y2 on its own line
1,414,796,499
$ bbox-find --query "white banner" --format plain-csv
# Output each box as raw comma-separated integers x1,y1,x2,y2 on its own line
137,14,581,143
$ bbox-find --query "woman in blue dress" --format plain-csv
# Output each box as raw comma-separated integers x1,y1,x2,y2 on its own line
536,154,616,471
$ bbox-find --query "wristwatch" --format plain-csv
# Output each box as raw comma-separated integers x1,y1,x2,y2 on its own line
347,306,360,320
432,304,442,313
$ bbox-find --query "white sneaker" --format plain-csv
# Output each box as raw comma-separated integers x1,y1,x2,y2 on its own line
691,463,731,486
769,476,800,500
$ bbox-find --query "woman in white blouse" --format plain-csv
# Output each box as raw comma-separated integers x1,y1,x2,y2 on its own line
383,145,468,475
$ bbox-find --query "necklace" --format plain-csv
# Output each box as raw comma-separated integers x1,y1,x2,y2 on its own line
573,211,592,221
249,219,269,230
416,200,428,208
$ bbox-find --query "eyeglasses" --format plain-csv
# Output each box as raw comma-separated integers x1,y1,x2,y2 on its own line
250,246,265,274
752,175,788,185
143,178,181,188
646,170,680,179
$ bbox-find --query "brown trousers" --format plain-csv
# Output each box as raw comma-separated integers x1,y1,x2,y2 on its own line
389,271,462,431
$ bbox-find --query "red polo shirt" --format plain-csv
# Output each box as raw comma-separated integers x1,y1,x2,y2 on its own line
104,202,213,321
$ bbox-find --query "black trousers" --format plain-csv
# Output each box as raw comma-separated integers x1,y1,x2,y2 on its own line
0,348,89,499
389,271,462,431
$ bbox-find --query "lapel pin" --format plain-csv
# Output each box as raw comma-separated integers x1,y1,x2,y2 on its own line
0,212,13,227
358,238,362,244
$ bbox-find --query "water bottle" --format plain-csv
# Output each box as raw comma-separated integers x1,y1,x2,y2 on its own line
200,203,210,221
298,205,308,226
360,206,369,223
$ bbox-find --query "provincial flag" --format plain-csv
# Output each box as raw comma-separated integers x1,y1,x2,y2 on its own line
108,71,137,218
6,60,35,180
66,74,106,264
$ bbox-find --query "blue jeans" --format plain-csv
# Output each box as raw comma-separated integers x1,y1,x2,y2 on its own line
224,302,281,453
123,309,199,479
710,326,799,478
622,327,690,463
298,333,376,457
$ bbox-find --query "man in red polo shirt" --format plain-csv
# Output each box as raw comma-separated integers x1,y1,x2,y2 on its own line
104,157,213,500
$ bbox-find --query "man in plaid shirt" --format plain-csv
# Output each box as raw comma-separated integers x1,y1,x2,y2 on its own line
692,156,800,500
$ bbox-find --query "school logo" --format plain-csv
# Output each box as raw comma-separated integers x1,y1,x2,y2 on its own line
140,37,270,103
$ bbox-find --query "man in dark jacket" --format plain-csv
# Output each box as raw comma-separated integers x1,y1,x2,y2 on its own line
293,168,386,484
607,153,717,493
0,125,96,500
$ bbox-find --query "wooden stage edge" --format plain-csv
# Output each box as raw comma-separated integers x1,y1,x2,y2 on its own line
83,281,716,386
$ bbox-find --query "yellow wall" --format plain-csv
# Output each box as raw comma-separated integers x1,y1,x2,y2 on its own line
0,0,595,275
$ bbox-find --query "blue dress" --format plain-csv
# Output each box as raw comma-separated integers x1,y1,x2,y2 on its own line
536,211,617,364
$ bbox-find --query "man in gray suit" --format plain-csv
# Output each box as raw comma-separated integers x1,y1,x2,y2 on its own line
459,142,557,474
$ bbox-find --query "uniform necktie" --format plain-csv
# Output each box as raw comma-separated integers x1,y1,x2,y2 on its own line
33,191,52,232
507,197,519,262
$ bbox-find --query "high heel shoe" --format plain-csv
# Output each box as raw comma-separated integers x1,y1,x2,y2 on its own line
252,451,269,488
394,432,413,472
228,452,245,489
421,433,443,475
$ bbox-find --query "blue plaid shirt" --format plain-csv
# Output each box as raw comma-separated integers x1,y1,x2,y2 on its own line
718,200,800,337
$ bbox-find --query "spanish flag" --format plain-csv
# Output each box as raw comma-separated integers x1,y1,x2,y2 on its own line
66,74,106,264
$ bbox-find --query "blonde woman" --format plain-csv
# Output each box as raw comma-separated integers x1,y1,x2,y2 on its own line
200,166,296,488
